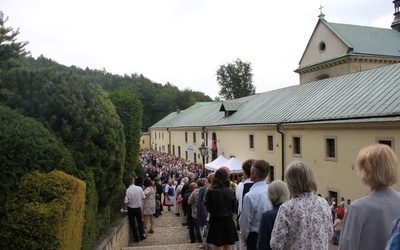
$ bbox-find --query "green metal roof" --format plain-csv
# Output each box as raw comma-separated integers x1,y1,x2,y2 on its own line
151,102,224,128
151,63,400,129
322,20,400,57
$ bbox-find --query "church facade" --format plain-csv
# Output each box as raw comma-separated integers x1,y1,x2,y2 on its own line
148,2,400,201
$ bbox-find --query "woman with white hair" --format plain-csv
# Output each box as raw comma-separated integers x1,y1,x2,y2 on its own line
257,180,290,250
340,144,400,250
270,161,333,249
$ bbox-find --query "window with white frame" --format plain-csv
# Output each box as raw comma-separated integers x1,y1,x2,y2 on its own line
376,137,394,150
249,134,254,149
269,165,274,182
325,136,337,161
267,135,274,151
292,136,301,157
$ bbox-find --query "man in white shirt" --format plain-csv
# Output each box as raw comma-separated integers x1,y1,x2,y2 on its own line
236,159,255,216
124,177,146,242
236,159,255,250
239,160,272,250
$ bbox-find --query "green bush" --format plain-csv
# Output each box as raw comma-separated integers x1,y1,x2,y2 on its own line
109,89,143,178
0,105,76,206
96,205,111,237
0,170,86,250
110,181,127,221
0,68,126,210
77,168,98,250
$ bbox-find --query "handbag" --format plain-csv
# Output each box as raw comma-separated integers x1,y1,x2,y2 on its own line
203,224,209,238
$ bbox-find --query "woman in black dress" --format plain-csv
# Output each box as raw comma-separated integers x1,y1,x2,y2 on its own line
204,167,238,250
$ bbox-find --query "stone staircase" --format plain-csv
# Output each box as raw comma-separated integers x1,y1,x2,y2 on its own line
122,208,200,250
121,207,338,250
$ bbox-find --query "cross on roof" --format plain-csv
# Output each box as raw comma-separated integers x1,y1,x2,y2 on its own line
319,5,324,14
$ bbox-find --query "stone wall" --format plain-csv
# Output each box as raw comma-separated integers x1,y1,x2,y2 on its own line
93,216,130,250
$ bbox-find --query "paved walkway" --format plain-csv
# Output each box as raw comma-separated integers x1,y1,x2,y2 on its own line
122,206,339,250
122,207,200,250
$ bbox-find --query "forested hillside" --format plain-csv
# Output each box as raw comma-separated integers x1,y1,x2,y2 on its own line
26,55,213,131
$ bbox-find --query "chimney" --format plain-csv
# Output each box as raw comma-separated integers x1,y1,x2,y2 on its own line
392,0,400,32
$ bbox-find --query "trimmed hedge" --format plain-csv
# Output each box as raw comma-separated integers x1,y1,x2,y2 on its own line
0,105,76,205
0,170,86,250
77,168,99,250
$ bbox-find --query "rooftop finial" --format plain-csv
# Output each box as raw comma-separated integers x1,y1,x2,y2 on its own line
392,0,400,32
318,4,325,20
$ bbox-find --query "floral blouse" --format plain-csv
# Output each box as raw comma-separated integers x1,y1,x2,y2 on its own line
270,192,333,250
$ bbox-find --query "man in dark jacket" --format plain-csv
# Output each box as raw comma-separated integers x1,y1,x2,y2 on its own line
181,173,195,201
183,182,197,243
154,177,164,214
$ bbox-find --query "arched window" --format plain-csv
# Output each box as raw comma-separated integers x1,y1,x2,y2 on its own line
319,41,326,52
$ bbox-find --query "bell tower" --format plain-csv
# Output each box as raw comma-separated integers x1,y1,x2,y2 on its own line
392,0,400,32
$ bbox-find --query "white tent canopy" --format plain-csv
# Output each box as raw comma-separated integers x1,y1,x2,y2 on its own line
221,157,243,174
205,155,228,171
205,155,243,174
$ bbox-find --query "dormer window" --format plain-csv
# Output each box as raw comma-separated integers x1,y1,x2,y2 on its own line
317,74,329,80
220,101,244,117
224,111,236,117
319,41,326,52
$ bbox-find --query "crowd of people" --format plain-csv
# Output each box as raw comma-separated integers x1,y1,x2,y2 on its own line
124,145,400,249
139,149,207,182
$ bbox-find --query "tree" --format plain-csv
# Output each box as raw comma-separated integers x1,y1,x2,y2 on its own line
216,58,255,100
0,11,29,71
0,68,126,210
0,105,76,206
0,67,126,243
109,89,143,178
23,56,214,131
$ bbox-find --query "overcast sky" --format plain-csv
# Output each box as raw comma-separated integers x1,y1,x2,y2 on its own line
2,0,396,98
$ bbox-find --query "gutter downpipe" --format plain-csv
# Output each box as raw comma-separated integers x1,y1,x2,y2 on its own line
167,127,171,155
276,123,285,181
